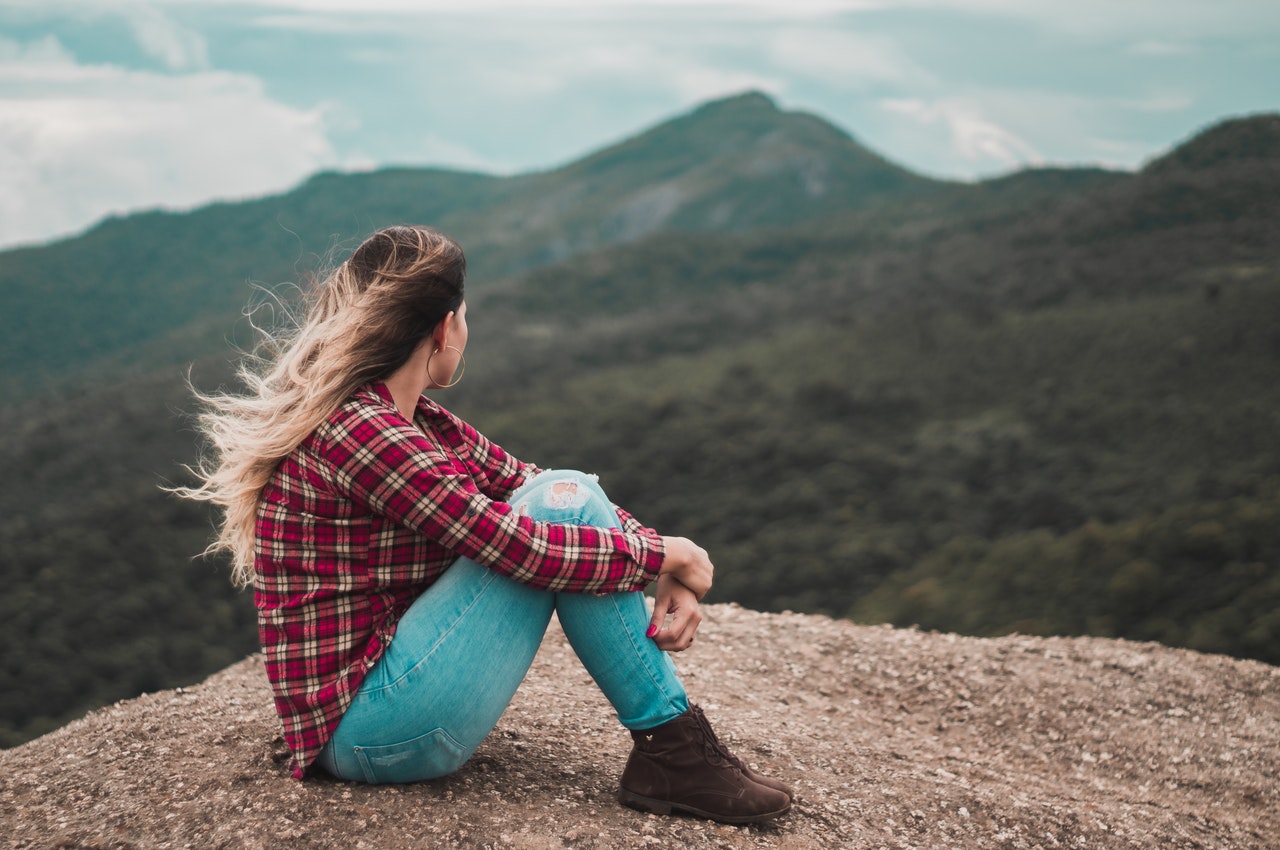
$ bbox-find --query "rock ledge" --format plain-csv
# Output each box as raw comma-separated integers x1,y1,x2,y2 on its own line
2,604,1277,849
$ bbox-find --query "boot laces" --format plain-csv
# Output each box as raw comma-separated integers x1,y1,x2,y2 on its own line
691,705,742,770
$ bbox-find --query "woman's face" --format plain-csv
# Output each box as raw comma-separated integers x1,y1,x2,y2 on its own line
450,300,469,354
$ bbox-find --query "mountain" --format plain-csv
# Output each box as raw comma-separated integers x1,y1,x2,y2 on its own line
511,91,940,237
1054,113,1280,254
1144,112,1280,174
0,92,939,398
3,607,1276,849
2,92,1278,750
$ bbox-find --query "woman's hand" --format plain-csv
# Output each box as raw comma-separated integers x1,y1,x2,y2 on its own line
647,574,703,652
658,536,714,600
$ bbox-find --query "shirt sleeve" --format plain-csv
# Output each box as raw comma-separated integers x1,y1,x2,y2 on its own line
422,402,542,502
316,400,664,594
613,503,651,537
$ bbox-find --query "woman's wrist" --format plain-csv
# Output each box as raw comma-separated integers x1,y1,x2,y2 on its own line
657,536,712,599
658,536,687,574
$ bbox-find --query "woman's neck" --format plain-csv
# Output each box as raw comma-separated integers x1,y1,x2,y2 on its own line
383,345,431,422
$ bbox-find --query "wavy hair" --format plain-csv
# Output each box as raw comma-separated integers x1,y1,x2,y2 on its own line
176,225,466,586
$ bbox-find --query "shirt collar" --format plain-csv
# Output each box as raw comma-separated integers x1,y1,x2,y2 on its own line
364,380,444,419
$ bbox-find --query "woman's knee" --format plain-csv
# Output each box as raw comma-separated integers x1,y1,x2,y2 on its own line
509,469,616,525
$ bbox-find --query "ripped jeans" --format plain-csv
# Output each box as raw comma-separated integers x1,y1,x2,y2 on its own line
315,470,689,784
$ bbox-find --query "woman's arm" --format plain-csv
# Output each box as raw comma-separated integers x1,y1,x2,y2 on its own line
424,401,541,500
319,400,664,595
421,399,713,598
657,536,714,599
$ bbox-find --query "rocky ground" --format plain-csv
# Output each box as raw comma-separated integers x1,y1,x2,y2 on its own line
1,604,1277,849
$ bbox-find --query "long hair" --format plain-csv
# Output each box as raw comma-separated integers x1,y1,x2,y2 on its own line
175,225,466,586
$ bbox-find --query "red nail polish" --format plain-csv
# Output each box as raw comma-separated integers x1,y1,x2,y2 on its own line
645,624,658,638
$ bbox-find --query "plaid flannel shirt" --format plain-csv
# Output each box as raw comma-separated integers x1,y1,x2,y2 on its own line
254,382,665,778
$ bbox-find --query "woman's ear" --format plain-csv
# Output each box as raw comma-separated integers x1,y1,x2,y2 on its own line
432,311,456,352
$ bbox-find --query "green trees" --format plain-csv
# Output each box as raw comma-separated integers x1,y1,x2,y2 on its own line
2,99,1278,747
855,487,1280,662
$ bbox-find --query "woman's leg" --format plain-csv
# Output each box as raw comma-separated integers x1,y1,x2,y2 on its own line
507,471,689,730
320,469,789,821
318,469,687,783
516,474,790,823
317,556,556,784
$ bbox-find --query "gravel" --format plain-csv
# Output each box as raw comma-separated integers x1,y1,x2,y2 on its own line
2,603,1277,849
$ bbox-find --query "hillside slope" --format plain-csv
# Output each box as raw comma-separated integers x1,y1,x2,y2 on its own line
0,91,937,396
1,605,1276,849
2,98,1278,754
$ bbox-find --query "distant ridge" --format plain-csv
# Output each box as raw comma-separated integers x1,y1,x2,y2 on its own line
446,90,944,272
1144,112,1280,174
1061,111,1280,249
0,90,940,392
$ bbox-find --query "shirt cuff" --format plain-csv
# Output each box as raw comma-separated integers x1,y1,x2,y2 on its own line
635,531,666,588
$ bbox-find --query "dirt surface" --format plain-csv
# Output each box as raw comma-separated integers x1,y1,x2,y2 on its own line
2,604,1277,849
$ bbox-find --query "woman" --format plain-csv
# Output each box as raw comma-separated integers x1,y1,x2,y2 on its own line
181,224,791,824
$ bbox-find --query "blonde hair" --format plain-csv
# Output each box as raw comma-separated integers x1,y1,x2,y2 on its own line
176,225,466,586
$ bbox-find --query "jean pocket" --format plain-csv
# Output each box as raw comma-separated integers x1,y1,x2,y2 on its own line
352,727,469,784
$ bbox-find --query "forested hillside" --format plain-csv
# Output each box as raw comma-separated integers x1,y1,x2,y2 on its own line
1,93,1277,747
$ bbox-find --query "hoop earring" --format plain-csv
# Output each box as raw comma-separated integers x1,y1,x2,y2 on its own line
426,345,466,389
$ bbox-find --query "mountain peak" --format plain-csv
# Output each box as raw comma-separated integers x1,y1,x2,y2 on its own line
537,89,937,242
686,89,780,116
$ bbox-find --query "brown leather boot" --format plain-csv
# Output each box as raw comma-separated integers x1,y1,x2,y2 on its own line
685,704,793,801
618,705,791,824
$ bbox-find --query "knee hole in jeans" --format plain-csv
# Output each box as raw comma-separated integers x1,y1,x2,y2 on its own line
514,474,599,516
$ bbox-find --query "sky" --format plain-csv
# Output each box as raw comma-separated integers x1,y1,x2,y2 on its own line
0,0,1277,250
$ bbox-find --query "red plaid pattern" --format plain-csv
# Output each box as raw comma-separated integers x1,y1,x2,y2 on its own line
254,382,665,778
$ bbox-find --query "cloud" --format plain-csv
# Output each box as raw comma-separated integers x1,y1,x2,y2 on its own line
3,0,1274,248
1,1,211,69
121,4,210,70
193,0,880,15
1119,94,1194,113
125,0,1280,42
881,97,1042,170
573,43,781,103
874,86,1192,175
0,33,76,66
416,132,511,174
0,34,339,249
767,27,932,90
1126,40,1197,57
833,0,1280,39
462,24,781,105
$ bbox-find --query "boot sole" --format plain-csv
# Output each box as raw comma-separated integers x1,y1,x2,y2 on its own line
618,788,791,825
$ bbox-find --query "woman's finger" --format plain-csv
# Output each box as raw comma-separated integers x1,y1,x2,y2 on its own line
652,581,702,651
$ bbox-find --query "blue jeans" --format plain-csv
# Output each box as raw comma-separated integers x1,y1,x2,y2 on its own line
315,469,689,784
